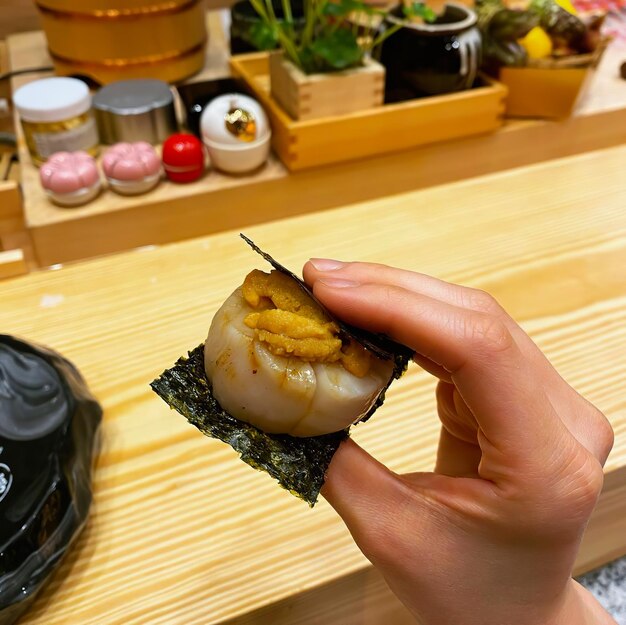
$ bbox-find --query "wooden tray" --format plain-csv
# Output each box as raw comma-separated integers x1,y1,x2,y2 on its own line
231,52,508,171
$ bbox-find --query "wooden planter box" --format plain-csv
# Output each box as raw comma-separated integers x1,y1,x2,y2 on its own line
500,66,592,119
269,52,385,121
231,52,507,171
499,42,608,119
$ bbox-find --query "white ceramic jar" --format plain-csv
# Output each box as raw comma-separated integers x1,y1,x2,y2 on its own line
200,93,271,174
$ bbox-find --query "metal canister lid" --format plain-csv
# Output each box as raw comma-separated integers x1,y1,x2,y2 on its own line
93,79,177,145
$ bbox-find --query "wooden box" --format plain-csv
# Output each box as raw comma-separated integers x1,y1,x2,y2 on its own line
231,52,507,171
500,66,592,119
269,52,385,121
499,42,608,119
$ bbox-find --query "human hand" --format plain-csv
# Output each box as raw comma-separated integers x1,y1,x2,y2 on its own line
303,259,616,625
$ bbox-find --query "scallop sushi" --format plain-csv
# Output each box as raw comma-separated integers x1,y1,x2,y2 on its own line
151,235,412,504
205,267,397,437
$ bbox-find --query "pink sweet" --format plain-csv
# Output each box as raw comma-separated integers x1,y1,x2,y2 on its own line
101,142,161,181
40,151,99,194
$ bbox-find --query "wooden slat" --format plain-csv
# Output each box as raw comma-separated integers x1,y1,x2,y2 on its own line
0,40,13,134
1,145,625,624
0,180,24,236
0,0,40,40
0,248,27,279
577,467,626,574
1,229,37,270
0,153,12,180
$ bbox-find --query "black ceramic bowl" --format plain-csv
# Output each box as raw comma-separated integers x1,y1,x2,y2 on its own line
176,77,248,137
230,0,306,54
380,3,482,99
0,335,101,625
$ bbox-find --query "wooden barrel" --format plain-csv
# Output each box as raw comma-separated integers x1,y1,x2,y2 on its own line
35,0,207,84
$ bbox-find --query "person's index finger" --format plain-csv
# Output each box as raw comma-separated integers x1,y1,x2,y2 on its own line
306,259,463,308
311,278,562,456
313,278,510,373
306,259,511,322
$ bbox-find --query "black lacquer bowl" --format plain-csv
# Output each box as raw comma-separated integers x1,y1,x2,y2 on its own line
176,77,247,138
0,335,101,625
380,3,482,100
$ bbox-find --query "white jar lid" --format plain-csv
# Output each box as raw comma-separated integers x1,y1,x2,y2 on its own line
13,77,91,123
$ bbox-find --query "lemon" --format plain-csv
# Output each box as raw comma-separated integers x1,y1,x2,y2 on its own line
555,0,578,14
519,26,554,60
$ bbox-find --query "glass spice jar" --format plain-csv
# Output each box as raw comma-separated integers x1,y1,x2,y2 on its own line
13,77,99,166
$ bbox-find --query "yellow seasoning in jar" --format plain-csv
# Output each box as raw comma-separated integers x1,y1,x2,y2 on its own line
13,77,99,166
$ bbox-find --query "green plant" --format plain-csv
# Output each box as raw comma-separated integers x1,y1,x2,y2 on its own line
248,0,437,74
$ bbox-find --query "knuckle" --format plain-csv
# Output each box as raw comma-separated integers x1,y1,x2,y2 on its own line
576,398,615,462
464,313,513,356
548,450,605,518
464,288,503,315
593,408,615,460
531,455,605,528
572,459,605,509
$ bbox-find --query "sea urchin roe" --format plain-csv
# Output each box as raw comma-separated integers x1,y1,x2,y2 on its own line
242,269,371,376
242,269,326,321
340,340,372,378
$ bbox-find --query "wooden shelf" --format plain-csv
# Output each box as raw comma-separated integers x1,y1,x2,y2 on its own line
7,16,626,267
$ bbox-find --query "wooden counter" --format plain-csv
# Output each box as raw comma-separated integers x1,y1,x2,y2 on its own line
1,146,625,624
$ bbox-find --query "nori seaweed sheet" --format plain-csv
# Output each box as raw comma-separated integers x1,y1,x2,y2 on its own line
150,236,414,505
150,345,347,505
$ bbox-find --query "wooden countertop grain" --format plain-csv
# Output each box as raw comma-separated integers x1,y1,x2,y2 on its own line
0,145,625,625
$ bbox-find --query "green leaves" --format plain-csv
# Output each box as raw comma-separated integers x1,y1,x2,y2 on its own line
248,20,280,50
248,0,440,74
308,28,363,71
403,2,438,23
322,0,377,17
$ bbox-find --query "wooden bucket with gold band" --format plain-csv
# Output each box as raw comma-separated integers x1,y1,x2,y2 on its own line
34,0,207,84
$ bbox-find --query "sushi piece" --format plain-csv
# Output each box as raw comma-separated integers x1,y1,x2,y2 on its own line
151,236,413,504
204,270,396,437
151,345,347,505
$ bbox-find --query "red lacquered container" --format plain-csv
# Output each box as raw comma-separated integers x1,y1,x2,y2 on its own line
162,133,205,183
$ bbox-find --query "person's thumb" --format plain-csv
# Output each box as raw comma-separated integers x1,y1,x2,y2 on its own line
321,438,430,567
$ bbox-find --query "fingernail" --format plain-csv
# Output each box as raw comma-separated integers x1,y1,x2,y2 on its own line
317,278,360,288
309,258,345,272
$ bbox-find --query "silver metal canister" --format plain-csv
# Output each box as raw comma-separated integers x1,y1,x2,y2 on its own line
93,79,177,145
